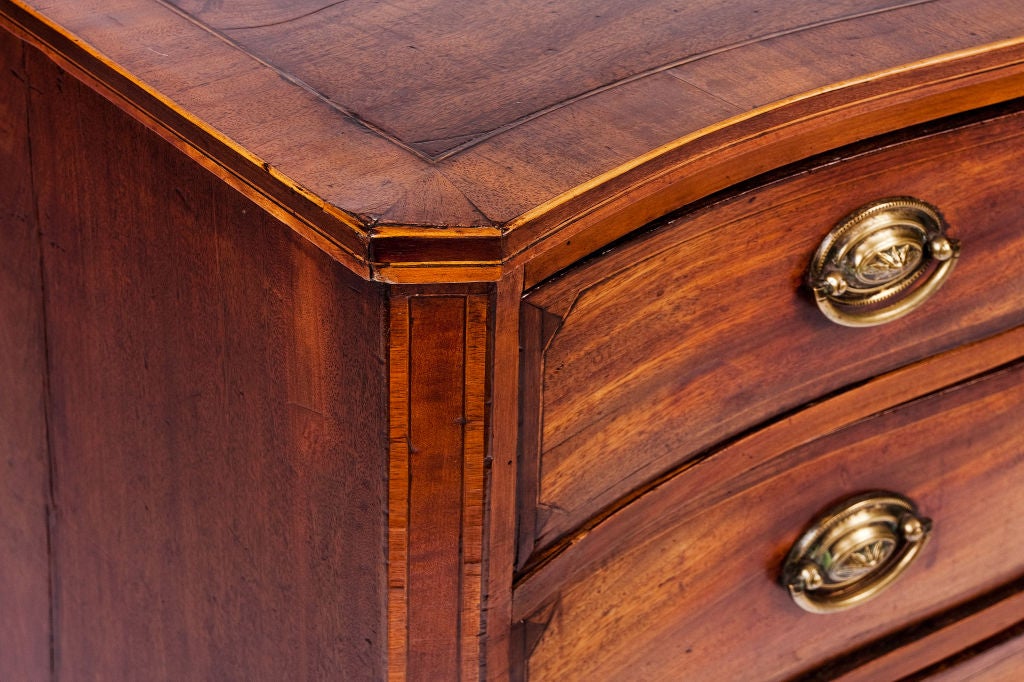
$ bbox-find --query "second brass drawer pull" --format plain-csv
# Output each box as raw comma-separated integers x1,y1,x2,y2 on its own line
807,197,959,327
781,491,932,614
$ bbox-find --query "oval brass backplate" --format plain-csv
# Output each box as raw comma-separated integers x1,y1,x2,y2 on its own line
807,197,959,327
781,491,932,614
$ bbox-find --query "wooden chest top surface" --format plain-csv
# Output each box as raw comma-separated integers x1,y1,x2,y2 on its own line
4,0,1024,281
163,0,932,158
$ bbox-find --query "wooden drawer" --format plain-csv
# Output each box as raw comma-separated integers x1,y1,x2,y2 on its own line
519,106,1024,562
513,348,1024,680
6,0,1024,678
921,629,1024,680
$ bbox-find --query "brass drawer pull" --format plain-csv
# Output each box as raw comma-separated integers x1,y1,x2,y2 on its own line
808,198,959,327
781,492,932,614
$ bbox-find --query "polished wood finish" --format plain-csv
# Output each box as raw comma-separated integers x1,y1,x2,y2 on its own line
919,627,1024,680
387,292,490,680
485,270,526,681
22,43,389,679
0,28,51,681
3,1,1024,679
811,578,1024,680
520,107,1024,559
3,1,1024,281
512,325,1024,605
515,357,1024,680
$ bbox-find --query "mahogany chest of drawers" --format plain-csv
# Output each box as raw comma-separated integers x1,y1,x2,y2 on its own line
3,1,1024,679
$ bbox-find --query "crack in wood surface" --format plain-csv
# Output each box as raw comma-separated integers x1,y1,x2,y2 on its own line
217,1,354,32
151,0,939,162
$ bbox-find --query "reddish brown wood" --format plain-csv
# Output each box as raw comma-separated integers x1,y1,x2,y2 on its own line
461,297,488,680
522,324,1024,576
24,45,389,679
514,326,1024,611
484,269,525,680
811,580,1024,680
515,302,564,570
3,2,1024,679
387,292,492,680
918,627,1024,680
520,107,1024,559
513,51,1024,287
673,0,1024,112
386,300,411,678
3,0,1024,282
0,28,51,681
169,0,903,157
515,359,1024,680
0,0,376,270
408,297,465,679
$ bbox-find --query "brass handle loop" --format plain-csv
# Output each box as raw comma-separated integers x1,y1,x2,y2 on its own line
781,491,932,614
808,198,960,327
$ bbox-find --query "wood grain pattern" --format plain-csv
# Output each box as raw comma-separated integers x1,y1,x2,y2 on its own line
25,45,389,679
515,324,1024,610
0,28,51,681
808,579,1024,680
513,48,1024,287
916,627,1024,680
520,106,1024,559
386,300,411,679
447,0,1024,226
0,0,375,273
4,0,1024,282
408,297,465,679
520,323,1024,576
515,358,1024,680
5,2,1024,679
673,0,1024,111
485,269,525,680
170,0,902,156
387,292,491,680
461,297,488,681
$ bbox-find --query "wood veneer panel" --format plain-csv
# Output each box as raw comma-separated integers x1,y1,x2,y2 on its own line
438,72,742,223
918,627,1024,680
516,361,1024,680
0,29,51,681
6,0,1024,240
512,48,1024,288
486,269,525,678
521,106,1024,557
407,296,466,680
811,580,1024,680
170,0,902,156
0,0,489,236
388,292,491,680
25,47,388,680
445,0,1024,225
517,324,1024,588
672,0,1024,111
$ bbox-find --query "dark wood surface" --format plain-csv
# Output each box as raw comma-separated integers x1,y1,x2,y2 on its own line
22,42,390,679
0,28,51,681
3,1,1024,281
519,106,1024,560
514,356,1024,680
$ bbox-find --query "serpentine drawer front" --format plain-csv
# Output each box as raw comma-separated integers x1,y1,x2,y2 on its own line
513,355,1024,680
518,108,1024,563
5,1,1024,679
